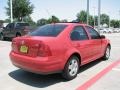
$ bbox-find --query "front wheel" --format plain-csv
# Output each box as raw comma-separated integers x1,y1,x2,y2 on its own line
102,46,111,60
62,56,79,80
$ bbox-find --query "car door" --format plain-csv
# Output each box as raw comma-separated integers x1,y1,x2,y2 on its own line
10,23,16,37
85,26,102,60
70,26,93,65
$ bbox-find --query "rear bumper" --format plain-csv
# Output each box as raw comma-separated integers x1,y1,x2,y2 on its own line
10,51,62,74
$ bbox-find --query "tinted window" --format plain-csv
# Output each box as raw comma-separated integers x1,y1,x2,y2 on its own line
70,26,89,41
15,23,29,29
6,23,14,29
16,23,29,27
86,26,100,39
29,24,67,37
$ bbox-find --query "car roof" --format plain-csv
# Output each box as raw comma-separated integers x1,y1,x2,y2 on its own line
54,22,88,26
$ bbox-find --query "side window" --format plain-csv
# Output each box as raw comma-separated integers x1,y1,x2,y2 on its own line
6,23,14,29
70,26,89,41
16,23,29,29
6,24,10,29
15,23,22,29
86,26,100,39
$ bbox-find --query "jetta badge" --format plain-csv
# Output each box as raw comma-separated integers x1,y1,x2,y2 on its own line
21,40,25,45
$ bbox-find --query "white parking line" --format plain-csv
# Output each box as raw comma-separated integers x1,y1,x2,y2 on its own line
112,68,120,72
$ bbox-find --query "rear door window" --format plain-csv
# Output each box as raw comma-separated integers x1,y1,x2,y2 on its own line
29,24,67,37
15,23,29,29
6,23,14,30
70,26,89,41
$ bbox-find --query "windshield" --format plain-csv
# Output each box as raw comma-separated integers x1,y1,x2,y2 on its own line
28,24,67,37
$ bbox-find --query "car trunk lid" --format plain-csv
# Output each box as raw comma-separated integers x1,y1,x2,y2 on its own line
12,36,53,57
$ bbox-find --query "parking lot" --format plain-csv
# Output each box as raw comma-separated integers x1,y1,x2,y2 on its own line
0,33,120,90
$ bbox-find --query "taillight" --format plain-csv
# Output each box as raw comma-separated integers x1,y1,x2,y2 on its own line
11,40,17,52
24,29,30,32
24,29,30,34
23,26,30,33
37,43,52,57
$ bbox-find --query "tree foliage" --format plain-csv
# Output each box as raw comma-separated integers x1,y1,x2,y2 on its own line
94,16,98,26
89,16,94,26
23,16,36,26
36,16,69,26
6,0,34,21
76,11,94,26
47,16,60,23
110,20,120,28
76,10,87,23
37,18,48,26
100,14,109,25
76,11,113,27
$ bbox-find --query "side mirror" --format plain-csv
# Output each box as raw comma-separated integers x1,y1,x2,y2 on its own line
100,35,106,39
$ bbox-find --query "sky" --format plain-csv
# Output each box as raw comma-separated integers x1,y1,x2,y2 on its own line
0,0,120,22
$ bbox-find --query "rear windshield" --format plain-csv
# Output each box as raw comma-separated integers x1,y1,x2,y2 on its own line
29,24,67,37
16,23,29,27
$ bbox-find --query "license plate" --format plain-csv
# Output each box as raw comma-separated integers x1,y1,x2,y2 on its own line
20,45,28,53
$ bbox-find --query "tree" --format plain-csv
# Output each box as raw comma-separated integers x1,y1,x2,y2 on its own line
4,19,11,23
89,16,94,26
76,10,87,23
110,20,120,28
100,14,109,26
76,10,94,26
94,16,98,26
37,18,48,26
23,16,36,26
47,15,60,23
6,0,34,21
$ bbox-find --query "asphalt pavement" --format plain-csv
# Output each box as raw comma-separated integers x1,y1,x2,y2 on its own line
0,33,120,90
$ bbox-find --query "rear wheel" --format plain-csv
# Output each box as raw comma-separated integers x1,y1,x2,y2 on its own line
62,56,79,80
102,46,110,60
16,33,21,37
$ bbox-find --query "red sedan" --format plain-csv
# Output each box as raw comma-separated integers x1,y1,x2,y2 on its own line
10,23,111,80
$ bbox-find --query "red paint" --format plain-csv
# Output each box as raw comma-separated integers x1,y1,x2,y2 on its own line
10,23,110,75
76,59,120,90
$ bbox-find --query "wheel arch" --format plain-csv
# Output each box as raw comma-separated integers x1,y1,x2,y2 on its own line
64,51,82,69
69,53,81,64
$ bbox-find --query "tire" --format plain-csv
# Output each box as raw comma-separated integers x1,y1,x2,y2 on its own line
62,56,80,80
16,33,21,37
102,46,110,60
0,33,4,40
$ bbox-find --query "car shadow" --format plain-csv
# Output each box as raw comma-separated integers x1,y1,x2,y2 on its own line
9,69,66,88
78,59,103,73
3,38,12,42
8,59,103,88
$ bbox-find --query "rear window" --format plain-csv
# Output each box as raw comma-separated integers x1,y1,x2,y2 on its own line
29,24,67,37
16,23,29,27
